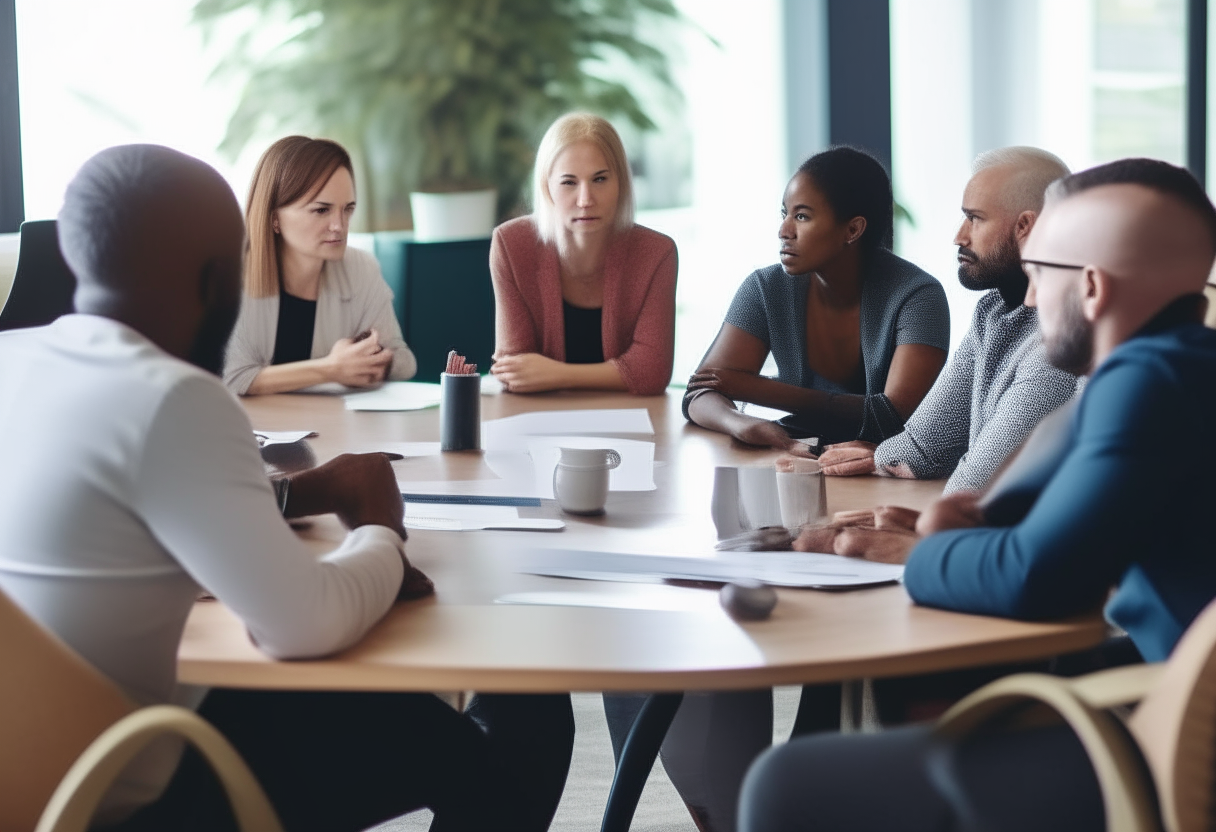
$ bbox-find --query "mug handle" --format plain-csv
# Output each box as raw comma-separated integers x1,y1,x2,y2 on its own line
552,463,562,502
605,450,622,469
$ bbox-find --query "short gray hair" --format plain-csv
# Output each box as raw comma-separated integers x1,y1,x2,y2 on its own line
972,146,1070,214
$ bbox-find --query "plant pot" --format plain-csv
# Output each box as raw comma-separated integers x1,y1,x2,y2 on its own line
409,189,497,242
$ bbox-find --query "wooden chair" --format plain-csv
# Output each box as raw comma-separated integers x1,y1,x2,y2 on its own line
933,598,1216,832
0,588,282,832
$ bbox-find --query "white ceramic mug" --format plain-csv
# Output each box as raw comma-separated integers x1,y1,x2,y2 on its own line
552,448,622,515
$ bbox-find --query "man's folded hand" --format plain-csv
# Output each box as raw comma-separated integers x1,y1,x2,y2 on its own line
817,441,877,476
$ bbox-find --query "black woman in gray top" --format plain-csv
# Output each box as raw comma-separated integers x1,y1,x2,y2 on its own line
684,147,951,450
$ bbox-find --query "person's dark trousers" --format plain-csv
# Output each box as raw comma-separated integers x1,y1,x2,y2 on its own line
738,722,1107,832
111,689,574,832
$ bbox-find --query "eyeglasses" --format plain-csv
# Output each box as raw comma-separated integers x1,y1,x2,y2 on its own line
1020,258,1087,276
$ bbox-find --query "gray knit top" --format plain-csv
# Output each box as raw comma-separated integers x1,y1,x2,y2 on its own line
686,248,950,443
873,289,1081,493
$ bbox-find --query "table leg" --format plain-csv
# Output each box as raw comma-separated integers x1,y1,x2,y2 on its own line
600,692,685,832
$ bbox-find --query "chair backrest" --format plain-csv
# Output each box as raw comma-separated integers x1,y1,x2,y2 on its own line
0,589,133,832
373,235,495,383
0,219,77,333
1128,597,1216,832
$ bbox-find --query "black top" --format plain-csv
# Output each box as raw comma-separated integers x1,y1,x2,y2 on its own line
563,301,604,364
271,289,317,365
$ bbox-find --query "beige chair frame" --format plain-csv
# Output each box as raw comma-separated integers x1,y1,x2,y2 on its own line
933,598,1216,832
0,587,281,832
36,705,283,832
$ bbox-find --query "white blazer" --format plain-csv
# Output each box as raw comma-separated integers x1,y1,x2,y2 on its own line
223,246,416,394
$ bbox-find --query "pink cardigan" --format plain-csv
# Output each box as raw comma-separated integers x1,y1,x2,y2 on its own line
490,216,678,395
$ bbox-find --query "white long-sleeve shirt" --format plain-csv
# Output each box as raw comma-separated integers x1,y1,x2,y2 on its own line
0,314,405,815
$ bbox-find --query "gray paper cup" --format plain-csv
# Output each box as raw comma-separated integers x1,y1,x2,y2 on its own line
440,373,480,451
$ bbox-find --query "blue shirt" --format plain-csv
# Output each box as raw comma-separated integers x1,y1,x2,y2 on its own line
904,311,1216,661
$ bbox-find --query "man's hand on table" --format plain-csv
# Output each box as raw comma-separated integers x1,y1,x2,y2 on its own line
792,505,922,564
283,453,435,600
791,492,987,565
916,490,986,535
818,441,915,479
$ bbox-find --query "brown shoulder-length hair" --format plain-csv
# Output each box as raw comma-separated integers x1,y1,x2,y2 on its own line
244,136,355,298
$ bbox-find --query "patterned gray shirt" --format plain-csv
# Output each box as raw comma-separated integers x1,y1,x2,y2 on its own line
873,290,1080,493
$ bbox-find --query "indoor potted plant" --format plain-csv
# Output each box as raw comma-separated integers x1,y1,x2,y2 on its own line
193,0,684,236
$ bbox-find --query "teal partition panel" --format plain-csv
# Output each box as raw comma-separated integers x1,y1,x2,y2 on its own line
372,234,496,383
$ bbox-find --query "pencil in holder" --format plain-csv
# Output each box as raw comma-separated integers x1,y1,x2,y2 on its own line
440,372,481,451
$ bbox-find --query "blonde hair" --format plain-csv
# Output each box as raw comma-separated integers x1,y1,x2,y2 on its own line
244,136,354,298
531,113,634,243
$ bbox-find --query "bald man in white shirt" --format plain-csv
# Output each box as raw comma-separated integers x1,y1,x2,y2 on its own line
0,144,572,832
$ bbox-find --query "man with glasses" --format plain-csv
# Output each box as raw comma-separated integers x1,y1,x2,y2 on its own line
817,146,1079,494
738,157,1216,832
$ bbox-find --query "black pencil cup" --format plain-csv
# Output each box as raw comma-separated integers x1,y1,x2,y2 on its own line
440,373,481,451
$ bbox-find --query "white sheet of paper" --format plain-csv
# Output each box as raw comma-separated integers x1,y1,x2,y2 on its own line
482,408,654,451
479,436,656,499
253,430,316,446
344,382,443,411
517,548,903,589
396,478,541,500
357,441,442,457
528,436,656,496
405,503,519,522
495,588,721,612
480,374,505,395
402,502,564,531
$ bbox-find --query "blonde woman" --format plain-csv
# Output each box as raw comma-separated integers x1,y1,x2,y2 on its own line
224,136,416,395
490,113,678,395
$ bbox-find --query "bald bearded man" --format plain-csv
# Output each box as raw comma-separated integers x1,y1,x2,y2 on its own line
0,145,572,832
818,147,1079,493
737,158,1216,832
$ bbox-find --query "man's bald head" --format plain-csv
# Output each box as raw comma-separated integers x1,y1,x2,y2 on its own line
972,146,1070,215
1024,158,1216,374
955,146,1069,294
1043,157,1216,271
58,145,245,372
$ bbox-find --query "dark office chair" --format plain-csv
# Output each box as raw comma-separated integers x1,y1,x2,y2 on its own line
373,235,495,383
0,220,77,332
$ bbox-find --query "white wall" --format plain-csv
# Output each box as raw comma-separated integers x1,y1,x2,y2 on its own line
640,0,789,381
891,0,979,350
15,0,257,221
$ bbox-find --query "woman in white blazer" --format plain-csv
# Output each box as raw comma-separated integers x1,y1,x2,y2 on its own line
224,136,416,395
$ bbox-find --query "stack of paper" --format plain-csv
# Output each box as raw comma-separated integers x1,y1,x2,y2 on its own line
403,501,564,531
517,548,903,589
481,408,654,448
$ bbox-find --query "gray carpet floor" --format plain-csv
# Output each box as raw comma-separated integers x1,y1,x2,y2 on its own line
373,687,802,832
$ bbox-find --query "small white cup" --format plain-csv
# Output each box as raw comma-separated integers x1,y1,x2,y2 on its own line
552,448,622,515
775,459,827,531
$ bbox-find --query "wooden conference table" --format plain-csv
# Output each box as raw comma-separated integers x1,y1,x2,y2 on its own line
179,389,1105,829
